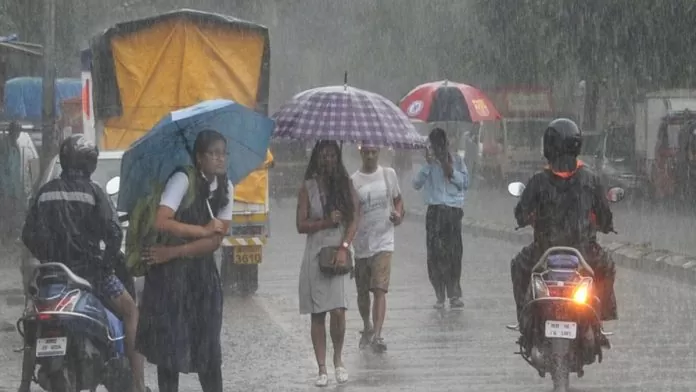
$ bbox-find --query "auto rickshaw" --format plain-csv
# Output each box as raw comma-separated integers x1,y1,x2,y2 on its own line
675,120,696,203
651,110,696,201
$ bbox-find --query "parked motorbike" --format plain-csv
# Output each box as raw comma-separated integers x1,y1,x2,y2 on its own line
17,263,131,391
505,181,624,392
15,176,134,392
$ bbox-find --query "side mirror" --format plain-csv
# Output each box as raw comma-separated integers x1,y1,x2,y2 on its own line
106,176,121,196
606,187,625,203
507,182,526,197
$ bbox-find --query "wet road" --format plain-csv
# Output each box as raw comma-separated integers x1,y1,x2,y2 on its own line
401,175,696,257
251,204,696,392
2,203,696,391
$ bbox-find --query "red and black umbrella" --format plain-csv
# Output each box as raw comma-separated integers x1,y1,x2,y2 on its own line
399,80,502,123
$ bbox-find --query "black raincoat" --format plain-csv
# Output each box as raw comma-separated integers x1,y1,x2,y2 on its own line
510,162,618,322
22,170,122,285
136,168,225,373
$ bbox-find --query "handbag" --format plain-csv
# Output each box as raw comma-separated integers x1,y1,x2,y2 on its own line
315,179,353,276
318,246,353,276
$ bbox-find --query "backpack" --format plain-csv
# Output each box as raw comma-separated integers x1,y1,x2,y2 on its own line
125,167,198,276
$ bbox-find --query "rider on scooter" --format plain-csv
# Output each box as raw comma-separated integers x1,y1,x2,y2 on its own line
507,119,618,340
21,135,147,392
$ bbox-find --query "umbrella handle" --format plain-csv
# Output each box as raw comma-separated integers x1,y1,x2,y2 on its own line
206,200,215,219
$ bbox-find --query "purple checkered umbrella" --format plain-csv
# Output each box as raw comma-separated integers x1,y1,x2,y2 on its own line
272,85,427,149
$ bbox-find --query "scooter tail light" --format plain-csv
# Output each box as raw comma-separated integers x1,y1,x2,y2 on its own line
572,278,592,304
35,292,79,313
37,314,53,321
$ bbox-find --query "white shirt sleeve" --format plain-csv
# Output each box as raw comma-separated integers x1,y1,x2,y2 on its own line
385,167,401,198
159,172,190,212
216,181,234,221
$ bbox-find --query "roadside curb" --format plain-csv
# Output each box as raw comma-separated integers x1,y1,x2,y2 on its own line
406,207,696,285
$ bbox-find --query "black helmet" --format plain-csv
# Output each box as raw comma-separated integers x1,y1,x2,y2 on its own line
59,135,99,175
543,118,582,169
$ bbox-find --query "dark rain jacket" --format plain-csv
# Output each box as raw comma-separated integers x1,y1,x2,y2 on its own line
514,161,614,251
22,170,122,283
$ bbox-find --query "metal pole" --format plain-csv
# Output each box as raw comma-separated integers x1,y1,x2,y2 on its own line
40,0,56,175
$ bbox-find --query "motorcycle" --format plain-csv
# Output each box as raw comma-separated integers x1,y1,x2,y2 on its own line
16,177,134,392
505,181,624,392
16,263,132,392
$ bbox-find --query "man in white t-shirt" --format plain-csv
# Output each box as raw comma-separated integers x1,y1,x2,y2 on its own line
351,142,404,353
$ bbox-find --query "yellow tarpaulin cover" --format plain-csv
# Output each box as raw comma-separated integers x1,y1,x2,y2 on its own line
234,149,273,204
101,17,270,204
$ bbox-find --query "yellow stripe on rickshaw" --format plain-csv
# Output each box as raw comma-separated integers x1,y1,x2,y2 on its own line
231,213,267,224
222,237,267,246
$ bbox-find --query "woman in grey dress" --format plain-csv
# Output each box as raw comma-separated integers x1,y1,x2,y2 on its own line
296,140,359,387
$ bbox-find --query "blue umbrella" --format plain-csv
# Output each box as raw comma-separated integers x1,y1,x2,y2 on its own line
118,99,274,213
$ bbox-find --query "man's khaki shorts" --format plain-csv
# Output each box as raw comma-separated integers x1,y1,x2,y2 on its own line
355,251,392,294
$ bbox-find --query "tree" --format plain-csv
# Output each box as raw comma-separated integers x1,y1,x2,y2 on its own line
471,0,696,127
345,0,489,101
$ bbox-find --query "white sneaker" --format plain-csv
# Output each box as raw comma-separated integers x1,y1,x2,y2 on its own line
505,323,520,331
335,367,349,384
315,373,328,387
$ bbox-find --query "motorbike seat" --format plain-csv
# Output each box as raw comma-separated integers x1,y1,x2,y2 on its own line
547,254,580,270
64,272,92,291
546,270,578,282
35,263,93,291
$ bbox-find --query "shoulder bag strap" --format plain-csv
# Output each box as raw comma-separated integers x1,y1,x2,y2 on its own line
382,166,394,213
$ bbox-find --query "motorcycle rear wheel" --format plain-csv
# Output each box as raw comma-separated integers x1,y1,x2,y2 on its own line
49,364,78,392
549,338,571,392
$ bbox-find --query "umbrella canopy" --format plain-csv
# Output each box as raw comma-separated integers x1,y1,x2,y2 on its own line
272,85,426,149
118,99,274,213
399,80,502,123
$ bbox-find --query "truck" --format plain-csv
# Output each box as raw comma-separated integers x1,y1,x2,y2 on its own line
1,76,81,148
82,9,273,294
483,87,556,184
633,89,696,200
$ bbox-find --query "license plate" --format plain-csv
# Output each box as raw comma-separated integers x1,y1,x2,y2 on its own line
233,246,262,264
544,320,577,339
36,337,68,358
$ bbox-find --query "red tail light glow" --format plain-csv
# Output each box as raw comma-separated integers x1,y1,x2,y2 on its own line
38,314,53,321
35,292,79,313
547,286,565,297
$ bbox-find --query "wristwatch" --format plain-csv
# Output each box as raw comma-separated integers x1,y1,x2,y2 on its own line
340,241,350,249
